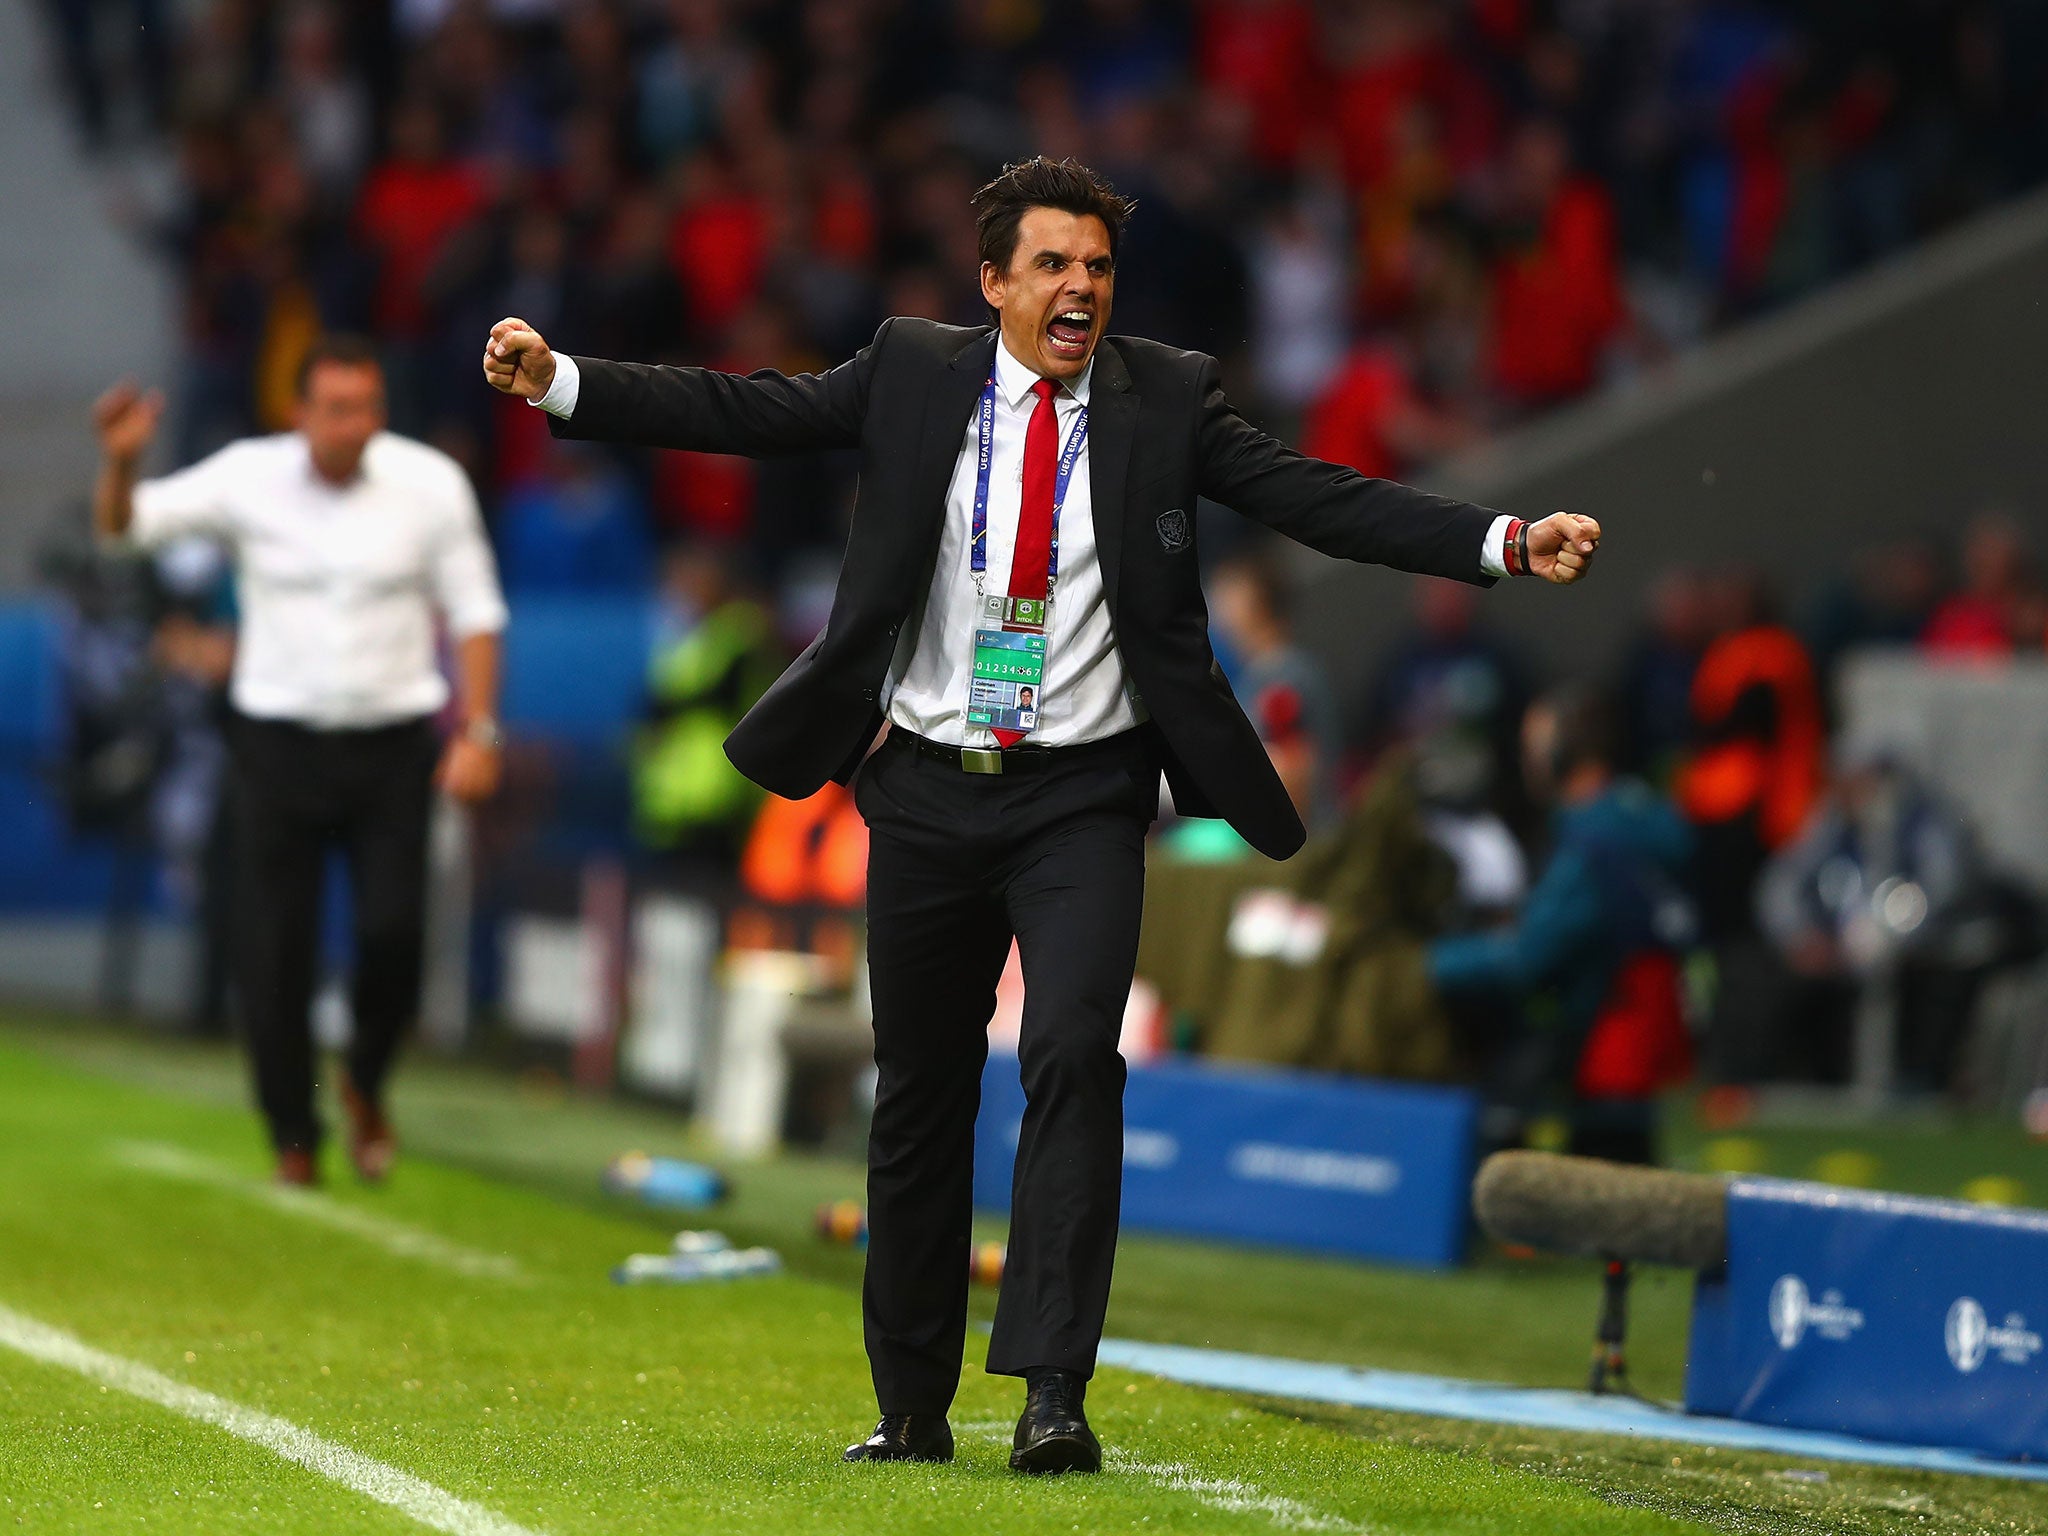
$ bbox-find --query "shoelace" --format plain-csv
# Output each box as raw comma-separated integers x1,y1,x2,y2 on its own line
1029,1379,1084,1422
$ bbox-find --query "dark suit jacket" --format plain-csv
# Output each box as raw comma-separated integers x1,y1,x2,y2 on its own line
549,318,1501,860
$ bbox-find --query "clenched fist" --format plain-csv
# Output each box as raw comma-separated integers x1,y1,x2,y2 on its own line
93,380,165,466
1524,512,1602,585
481,317,557,400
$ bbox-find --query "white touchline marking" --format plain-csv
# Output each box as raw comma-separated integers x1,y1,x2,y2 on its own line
0,1303,549,1536
960,1420,1367,1531
951,1418,1017,1435
113,1140,523,1282
1107,1452,1370,1533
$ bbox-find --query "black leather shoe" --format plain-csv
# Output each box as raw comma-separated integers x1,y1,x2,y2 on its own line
1009,1370,1101,1474
842,1415,954,1463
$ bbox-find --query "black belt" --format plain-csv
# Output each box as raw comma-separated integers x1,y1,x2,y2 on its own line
892,726,1144,776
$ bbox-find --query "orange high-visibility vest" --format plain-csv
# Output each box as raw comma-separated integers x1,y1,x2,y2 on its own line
740,783,869,908
1677,625,1823,850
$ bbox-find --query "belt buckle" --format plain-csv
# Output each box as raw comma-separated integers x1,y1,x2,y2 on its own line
959,747,1004,775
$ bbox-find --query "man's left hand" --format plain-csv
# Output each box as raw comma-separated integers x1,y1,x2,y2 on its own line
1525,512,1601,584
437,737,502,804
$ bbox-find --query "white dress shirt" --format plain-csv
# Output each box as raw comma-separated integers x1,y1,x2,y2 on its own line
129,431,508,729
885,340,1144,747
533,346,1515,747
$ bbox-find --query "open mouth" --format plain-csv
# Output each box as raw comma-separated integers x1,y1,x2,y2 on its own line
1045,309,1093,359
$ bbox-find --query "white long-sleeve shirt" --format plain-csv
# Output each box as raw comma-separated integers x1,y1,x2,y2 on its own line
129,431,508,729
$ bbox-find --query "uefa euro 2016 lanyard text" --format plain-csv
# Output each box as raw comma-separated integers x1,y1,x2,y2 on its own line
966,372,1088,738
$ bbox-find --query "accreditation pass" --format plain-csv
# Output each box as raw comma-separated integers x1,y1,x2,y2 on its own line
967,595,1047,735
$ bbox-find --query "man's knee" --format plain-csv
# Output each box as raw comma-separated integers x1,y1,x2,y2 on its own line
1017,1019,1127,1101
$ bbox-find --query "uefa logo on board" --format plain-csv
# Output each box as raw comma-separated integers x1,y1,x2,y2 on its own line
1769,1275,1809,1348
1946,1297,1990,1372
1768,1274,1864,1350
1944,1297,2043,1372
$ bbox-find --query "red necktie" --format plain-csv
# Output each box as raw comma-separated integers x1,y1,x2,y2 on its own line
992,377,1059,749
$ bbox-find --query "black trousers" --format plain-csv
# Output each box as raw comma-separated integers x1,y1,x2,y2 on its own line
226,712,438,1152
852,727,1156,1415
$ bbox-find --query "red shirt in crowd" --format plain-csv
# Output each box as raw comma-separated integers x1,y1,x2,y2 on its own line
354,157,488,337
1720,63,1790,299
1196,0,1323,168
1299,343,1417,482
811,171,877,267
653,450,754,541
669,188,769,335
1920,595,2016,659
1487,177,1623,404
1332,39,1496,190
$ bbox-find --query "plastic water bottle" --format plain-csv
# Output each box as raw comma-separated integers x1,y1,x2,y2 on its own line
602,1152,729,1208
612,1246,783,1285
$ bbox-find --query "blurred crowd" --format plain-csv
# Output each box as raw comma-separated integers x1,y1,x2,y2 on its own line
43,0,2048,588
1179,512,2048,1154
36,0,2048,1131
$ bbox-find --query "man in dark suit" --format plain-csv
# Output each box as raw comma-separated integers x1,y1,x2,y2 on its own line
484,157,1600,1474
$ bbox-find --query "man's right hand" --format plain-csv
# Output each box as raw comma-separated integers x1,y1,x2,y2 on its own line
482,317,557,400
93,380,163,466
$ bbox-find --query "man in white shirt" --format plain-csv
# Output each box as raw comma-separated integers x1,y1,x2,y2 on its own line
91,335,509,1186
484,157,1600,1473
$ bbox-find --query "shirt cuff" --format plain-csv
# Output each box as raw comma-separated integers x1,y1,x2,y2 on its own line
528,353,581,419
1480,514,1514,579
446,601,510,639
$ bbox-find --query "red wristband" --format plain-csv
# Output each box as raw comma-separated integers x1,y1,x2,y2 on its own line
1503,518,1527,577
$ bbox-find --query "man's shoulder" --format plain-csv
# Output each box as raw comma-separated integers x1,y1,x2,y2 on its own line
1100,334,1214,389
166,433,298,496
213,433,298,470
875,316,991,363
366,431,472,496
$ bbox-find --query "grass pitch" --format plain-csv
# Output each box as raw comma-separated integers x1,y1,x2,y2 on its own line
2,1017,2045,1535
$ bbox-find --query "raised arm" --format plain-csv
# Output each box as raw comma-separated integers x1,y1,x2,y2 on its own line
91,382,167,541
1192,358,1600,584
92,381,245,549
482,316,884,458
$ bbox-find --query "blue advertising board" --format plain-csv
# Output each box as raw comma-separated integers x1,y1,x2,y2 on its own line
1686,1177,2048,1461
973,1052,1478,1268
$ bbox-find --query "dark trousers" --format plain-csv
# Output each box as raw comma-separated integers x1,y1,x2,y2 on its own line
227,713,438,1152
852,728,1156,1415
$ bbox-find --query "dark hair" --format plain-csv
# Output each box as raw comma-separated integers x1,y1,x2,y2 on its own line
296,333,383,397
971,157,1137,275
1213,549,1293,625
1537,685,1616,778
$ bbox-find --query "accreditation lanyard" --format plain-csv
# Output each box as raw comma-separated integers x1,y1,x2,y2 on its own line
969,372,1089,609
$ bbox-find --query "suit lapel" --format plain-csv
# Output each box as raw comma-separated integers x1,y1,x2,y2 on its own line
909,330,997,561
1086,341,1137,613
